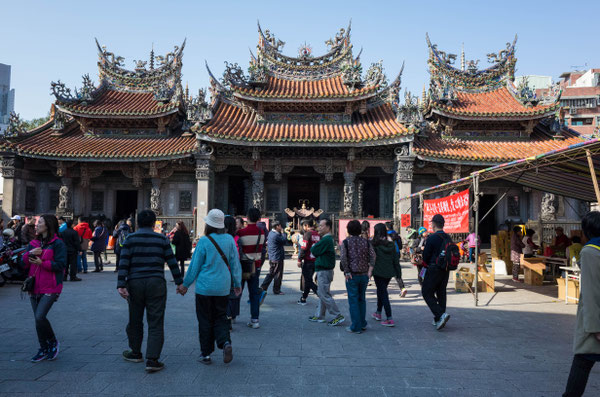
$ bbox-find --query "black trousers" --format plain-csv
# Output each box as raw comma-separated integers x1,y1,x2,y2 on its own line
261,260,284,293
93,251,103,270
65,252,77,279
563,354,600,397
374,275,392,318
30,294,58,349
195,294,231,356
421,266,450,321
179,260,186,277
126,278,167,360
301,261,318,300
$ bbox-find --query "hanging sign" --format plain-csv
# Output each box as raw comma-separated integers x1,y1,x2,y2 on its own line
423,189,470,233
401,214,411,228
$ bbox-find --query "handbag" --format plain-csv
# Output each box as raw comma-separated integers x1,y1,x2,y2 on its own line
241,233,261,280
206,235,235,297
21,275,35,292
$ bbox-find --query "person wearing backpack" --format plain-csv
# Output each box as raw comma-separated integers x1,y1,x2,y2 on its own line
421,214,459,331
385,221,408,297
340,220,375,334
178,209,242,365
113,220,131,273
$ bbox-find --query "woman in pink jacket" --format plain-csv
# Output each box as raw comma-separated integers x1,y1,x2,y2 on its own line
22,214,67,363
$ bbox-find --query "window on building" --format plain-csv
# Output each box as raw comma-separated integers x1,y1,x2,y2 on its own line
25,186,36,212
266,187,280,212
91,191,104,212
179,190,192,212
48,189,59,210
507,195,520,217
572,118,593,126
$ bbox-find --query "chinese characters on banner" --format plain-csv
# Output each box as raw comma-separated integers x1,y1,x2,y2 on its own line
401,214,411,228
423,189,470,233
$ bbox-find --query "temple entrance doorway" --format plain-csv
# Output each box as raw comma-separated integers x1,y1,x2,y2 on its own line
361,178,380,218
228,176,247,216
478,194,497,245
287,177,320,213
115,190,138,222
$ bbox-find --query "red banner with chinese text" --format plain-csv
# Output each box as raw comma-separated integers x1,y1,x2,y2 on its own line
401,214,411,228
423,189,469,233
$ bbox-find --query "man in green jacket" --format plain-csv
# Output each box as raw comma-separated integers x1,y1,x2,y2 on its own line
309,219,345,326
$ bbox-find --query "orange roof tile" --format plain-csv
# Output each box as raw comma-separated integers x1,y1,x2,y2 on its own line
432,86,558,118
414,134,584,163
200,102,409,143
58,89,180,118
233,75,377,100
3,122,196,160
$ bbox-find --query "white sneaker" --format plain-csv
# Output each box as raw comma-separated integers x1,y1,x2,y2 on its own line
435,313,450,330
400,288,408,298
247,320,260,329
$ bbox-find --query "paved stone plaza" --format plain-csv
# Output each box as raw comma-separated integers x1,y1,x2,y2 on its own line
1,257,599,396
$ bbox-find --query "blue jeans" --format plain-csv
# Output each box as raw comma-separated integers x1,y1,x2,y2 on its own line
242,268,261,320
469,247,476,263
77,251,88,272
346,275,368,332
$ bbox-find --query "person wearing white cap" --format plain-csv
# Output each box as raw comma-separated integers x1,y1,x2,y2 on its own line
178,209,242,365
10,215,23,246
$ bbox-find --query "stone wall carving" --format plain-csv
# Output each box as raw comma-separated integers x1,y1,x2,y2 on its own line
357,180,364,217
541,192,557,221
0,157,15,178
343,172,355,215
195,159,212,180
251,171,264,210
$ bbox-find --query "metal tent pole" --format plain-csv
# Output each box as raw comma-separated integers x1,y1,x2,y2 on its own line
473,175,480,307
586,150,600,203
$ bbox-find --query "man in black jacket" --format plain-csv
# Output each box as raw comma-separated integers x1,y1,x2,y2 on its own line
61,219,82,281
421,214,451,331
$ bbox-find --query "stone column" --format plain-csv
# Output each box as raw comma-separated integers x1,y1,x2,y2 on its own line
356,179,365,218
393,146,415,236
195,146,214,237
343,171,356,217
251,170,264,212
1,156,16,221
56,177,74,219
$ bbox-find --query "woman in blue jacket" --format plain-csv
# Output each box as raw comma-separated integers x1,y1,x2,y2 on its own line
179,209,242,365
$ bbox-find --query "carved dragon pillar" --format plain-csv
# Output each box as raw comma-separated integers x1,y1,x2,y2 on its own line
1,156,17,220
394,145,415,237
56,178,74,219
195,144,214,237
342,149,356,217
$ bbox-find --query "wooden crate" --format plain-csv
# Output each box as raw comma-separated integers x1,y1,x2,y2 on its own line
454,269,474,293
477,272,495,292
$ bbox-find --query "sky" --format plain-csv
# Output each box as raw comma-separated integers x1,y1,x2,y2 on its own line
1,0,599,120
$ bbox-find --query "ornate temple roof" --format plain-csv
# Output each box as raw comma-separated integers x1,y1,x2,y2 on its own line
193,24,412,146
51,39,185,120
0,119,196,161
414,120,583,164
201,101,409,145
423,34,560,122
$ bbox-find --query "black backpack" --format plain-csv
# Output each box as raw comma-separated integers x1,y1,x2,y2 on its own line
435,233,461,271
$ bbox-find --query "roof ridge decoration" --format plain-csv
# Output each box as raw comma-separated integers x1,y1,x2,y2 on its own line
426,33,518,92
253,21,356,80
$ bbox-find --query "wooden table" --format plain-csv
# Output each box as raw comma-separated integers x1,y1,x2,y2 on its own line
520,257,546,286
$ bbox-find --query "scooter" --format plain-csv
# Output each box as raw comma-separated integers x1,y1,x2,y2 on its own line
0,243,27,287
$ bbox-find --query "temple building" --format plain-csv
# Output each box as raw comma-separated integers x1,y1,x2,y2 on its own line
0,25,587,240
413,35,585,242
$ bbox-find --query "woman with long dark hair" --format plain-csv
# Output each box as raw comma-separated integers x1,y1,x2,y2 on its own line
360,220,370,240
23,214,67,362
368,223,400,327
90,220,108,272
179,209,242,365
172,221,192,276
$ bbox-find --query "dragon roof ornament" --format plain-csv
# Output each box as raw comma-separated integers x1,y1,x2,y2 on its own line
95,38,185,90
426,34,518,91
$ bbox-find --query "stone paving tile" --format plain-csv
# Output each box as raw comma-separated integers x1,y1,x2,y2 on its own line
1,258,600,396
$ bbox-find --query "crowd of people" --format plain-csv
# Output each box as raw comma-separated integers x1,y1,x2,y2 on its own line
12,207,600,396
